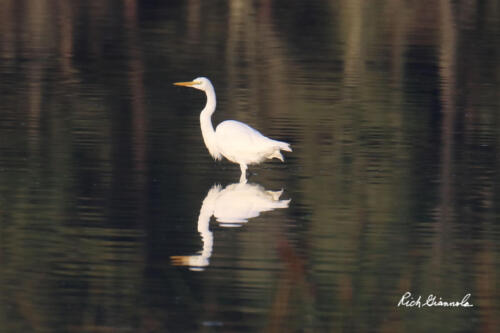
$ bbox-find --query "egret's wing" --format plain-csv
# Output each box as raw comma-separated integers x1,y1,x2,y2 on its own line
214,183,290,223
216,120,267,143
215,121,271,156
220,121,291,151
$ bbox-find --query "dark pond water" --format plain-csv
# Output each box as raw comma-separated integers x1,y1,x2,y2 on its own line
0,1,499,332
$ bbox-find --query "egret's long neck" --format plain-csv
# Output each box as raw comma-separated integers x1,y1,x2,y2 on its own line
200,85,221,160
197,204,213,264
195,184,220,265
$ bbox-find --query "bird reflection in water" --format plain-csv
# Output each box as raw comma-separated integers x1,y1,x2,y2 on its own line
171,182,290,271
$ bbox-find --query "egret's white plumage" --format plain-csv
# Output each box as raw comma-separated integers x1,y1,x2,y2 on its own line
171,182,290,270
174,77,291,183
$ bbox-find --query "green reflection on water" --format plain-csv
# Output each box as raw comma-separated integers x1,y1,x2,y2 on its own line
0,0,498,332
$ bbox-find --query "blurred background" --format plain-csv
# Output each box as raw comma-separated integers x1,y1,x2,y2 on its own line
0,0,499,332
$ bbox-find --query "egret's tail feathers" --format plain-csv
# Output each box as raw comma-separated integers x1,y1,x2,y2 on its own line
279,199,292,207
267,141,291,161
278,141,292,152
267,189,284,201
269,150,284,162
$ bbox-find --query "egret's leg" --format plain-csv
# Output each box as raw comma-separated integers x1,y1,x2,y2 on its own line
239,164,248,183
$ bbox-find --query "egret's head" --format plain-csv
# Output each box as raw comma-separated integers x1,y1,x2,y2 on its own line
174,77,212,91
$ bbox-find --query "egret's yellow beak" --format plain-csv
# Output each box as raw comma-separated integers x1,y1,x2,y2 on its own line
173,81,200,87
170,255,190,266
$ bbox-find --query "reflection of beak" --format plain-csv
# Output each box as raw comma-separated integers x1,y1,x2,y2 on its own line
173,81,200,87
170,255,191,266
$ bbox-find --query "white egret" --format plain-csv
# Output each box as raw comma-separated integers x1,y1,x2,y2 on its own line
171,182,290,270
174,77,292,183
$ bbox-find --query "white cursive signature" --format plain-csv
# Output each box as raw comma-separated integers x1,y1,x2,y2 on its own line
397,292,474,308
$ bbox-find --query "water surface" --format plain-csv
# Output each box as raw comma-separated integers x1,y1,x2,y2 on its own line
0,1,499,332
